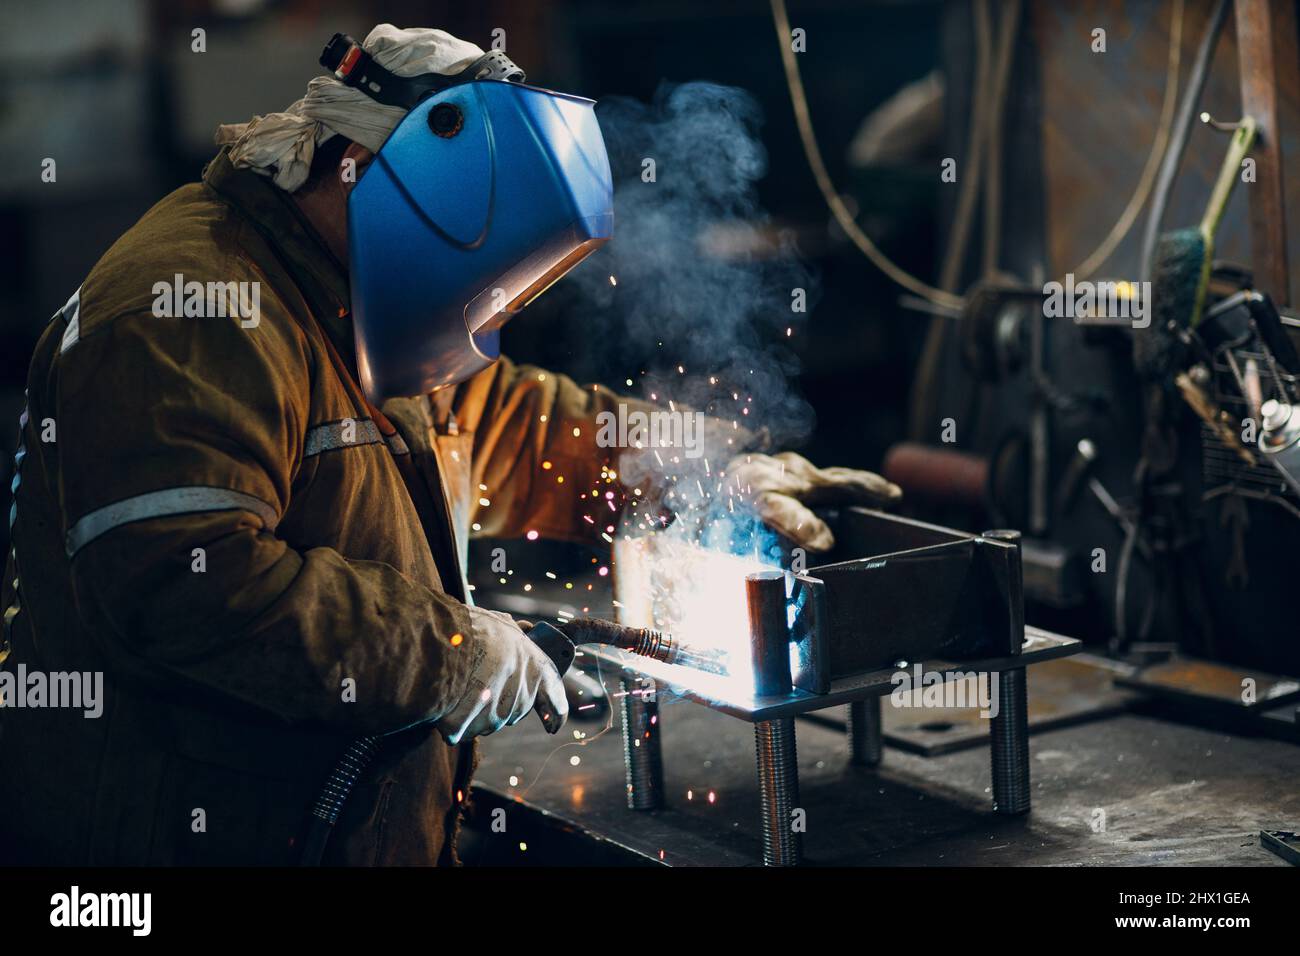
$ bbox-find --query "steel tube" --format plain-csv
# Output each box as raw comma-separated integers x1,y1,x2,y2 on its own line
989,667,1030,814
746,570,792,696
619,677,663,810
753,717,802,866
847,698,883,766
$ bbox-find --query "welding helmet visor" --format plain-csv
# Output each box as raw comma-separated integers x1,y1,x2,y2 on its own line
341,45,613,399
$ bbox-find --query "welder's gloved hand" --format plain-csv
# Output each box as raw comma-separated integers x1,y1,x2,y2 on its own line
436,607,568,744
727,451,902,552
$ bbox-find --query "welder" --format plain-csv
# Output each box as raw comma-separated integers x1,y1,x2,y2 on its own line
0,25,898,865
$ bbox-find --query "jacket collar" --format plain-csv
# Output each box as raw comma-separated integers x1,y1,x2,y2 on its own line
202,149,355,355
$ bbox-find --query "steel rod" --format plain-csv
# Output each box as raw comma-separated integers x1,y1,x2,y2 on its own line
754,717,802,865
989,667,1030,815
847,698,883,766
619,677,664,810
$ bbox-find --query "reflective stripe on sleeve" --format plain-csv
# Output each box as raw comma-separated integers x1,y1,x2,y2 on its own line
65,486,280,558
303,418,383,457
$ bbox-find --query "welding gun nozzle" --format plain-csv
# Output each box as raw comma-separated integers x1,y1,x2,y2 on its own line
558,618,729,675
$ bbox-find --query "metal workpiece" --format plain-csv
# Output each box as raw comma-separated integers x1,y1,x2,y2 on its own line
990,667,1031,814
746,570,793,696
589,627,1078,722
790,510,1029,695
847,698,883,766
619,677,664,810
586,632,1078,863
590,510,1078,863
753,718,802,866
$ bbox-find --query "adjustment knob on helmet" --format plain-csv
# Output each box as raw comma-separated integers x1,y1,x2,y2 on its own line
428,103,463,138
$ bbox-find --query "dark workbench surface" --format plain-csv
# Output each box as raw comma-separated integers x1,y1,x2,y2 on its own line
466,690,1300,866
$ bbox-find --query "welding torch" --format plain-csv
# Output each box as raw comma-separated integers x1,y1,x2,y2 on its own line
527,617,729,676
301,614,722,867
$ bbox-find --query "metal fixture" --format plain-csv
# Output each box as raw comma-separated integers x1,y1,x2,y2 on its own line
602,507,1081,865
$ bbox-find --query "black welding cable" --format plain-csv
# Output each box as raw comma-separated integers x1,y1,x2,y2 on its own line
939,0,995,294
980,0,1022,280
1113,514,1141,652
1138,0,1231,283
299,734,381,866
768,0,963,311
298,622,581,865
1071,0,1183,279
907,0,995,440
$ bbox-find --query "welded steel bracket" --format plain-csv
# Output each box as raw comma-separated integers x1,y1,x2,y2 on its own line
605,507,1080,865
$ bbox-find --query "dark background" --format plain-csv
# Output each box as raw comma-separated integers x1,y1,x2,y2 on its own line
0,0,941,473
4,0,1299,671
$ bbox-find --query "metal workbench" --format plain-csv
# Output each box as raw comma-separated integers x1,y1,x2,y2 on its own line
466,666,1300,866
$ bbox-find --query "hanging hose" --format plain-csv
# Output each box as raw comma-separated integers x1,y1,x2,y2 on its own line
940,0,996,295
299,734,381,866
980,0,1021,281
906,1,996,439
1071,0,1185,279
769,0,964,311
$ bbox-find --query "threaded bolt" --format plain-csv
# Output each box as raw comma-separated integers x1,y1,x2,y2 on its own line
754,718,802,866
620,677,663,810
990,668,1030,815
847,698,883,766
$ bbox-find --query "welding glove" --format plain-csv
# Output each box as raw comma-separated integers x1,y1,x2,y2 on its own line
726,450,902,552
435,607,568,744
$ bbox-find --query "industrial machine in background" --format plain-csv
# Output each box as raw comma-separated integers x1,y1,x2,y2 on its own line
891,278,1300,671
881,0,1300,726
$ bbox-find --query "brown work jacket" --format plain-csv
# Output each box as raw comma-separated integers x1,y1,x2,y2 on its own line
0,149,650,865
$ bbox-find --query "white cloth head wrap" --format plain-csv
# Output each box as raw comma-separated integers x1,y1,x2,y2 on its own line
214,24,485,192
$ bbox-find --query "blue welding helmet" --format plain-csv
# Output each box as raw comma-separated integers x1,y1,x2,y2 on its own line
321,34,613,399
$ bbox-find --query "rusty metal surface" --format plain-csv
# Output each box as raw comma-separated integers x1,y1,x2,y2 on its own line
877,654,1138,755
1117,656,1300,710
